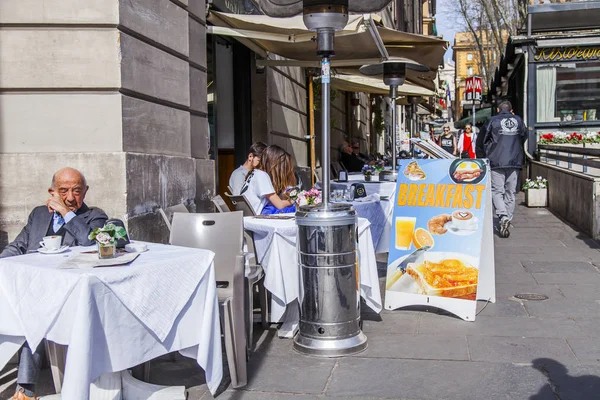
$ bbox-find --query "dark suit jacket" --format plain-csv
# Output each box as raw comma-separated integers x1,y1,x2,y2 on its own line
340,152,365,172
0,203,108,258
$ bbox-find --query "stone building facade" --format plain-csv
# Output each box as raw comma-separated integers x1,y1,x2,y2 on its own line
0,0,211,246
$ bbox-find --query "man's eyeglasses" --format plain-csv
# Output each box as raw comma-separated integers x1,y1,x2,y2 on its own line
443,129,450,132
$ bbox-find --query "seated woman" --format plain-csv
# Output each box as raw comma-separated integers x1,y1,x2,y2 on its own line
240,145,297,215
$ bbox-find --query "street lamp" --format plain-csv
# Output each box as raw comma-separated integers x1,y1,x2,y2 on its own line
359,59,429,181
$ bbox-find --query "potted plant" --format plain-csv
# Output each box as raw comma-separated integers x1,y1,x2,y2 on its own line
373,160,385,177
522,176,548,207
538,131,600,148
89,223,128,259
362,165,375,182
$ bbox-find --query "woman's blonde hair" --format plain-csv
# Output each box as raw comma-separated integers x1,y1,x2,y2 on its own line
261,145,296,195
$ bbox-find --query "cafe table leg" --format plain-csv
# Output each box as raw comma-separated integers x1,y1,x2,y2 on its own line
44,340,67,394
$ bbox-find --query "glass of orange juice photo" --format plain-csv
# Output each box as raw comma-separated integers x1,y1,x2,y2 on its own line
395,216,416,250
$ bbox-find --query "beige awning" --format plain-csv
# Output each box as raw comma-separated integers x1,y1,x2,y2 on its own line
207,11,447,91
330,74,436,97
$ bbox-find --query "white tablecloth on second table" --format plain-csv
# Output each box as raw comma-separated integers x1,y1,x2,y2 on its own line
0,242,222,399
321,178,396,253
243,216,382,327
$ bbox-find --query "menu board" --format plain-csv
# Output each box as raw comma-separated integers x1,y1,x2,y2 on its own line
385,159,496,321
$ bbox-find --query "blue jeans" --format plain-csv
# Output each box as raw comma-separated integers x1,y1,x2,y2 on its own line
18,341,44,386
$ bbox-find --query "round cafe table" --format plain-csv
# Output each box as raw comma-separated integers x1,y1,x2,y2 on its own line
0,242,222,399
243,216,382,337
319,176,396,253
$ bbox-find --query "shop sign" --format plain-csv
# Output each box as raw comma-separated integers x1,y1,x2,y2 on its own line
465,76,482,101
385,159,496,321
534,46,600,62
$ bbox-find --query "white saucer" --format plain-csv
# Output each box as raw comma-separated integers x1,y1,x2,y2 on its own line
444,220,478,236
38,245,69,254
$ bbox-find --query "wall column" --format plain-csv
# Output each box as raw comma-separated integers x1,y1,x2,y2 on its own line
0,0,213,247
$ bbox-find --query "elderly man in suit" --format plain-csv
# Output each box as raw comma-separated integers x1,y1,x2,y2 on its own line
2,167,108,400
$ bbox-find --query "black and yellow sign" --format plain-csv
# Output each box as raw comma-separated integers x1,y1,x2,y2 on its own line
534,46,600,62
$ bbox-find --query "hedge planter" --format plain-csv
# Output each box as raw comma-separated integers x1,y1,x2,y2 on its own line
525,188,548,207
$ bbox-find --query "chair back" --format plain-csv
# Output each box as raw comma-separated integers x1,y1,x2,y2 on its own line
226,194,256,216
330,162,343,179
158,203,189,231
294,167,312,191
170,211,244,283
212,195,231,212
313,168,321,183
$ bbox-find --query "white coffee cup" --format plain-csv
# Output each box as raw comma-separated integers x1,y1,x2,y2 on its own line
451,210,475,230
40,235,62,250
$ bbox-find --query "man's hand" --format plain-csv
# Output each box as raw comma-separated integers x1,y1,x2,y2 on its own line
47,192,70,217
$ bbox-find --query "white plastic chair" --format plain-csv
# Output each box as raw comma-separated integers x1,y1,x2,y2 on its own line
157,204,189,231
170,211,251,387
215,194,268,348
211,195,231,212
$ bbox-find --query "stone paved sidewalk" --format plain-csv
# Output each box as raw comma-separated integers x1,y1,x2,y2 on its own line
2,195,600,399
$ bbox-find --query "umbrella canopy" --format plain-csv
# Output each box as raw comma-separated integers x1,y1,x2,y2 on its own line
454,108,492,129
330,74,436,97
207,11,447,90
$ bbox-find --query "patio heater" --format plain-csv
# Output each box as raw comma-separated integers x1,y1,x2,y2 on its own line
360,60,429,181
407,96,421,158
294,0,367,357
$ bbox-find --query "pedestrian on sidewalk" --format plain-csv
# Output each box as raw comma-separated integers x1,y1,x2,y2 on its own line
476,100,527,238
457,123,477,159
439,125,457,156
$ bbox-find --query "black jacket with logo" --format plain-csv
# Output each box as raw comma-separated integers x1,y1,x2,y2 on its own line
476,110,527,169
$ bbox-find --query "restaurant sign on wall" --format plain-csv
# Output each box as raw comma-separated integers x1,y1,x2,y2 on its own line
385,159,496,321
534,46,600,62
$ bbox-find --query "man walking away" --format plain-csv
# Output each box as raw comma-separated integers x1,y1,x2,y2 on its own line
476,100,527,238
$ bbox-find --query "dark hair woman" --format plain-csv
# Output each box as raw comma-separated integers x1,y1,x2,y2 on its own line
240,145,297,215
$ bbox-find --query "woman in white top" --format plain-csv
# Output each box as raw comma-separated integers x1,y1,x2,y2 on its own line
240,145,297,215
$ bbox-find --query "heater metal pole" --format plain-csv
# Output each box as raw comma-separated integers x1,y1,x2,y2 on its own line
412,103,418,158
390,85,398,173
321,56,331,207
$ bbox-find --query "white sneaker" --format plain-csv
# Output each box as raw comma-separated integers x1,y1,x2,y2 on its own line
499,216,510,238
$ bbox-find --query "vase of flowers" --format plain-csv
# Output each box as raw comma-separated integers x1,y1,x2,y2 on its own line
362,165,375,182
89,223,128,259
522,176,548,208
285,186,301,203
296,188,322,207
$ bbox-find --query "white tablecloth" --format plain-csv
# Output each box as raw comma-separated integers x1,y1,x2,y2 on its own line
319,179,396,253
243,216,382,327
0,242,222,399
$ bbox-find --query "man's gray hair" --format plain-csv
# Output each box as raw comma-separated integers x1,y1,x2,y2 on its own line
51,168,87,189
498,100,512,112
